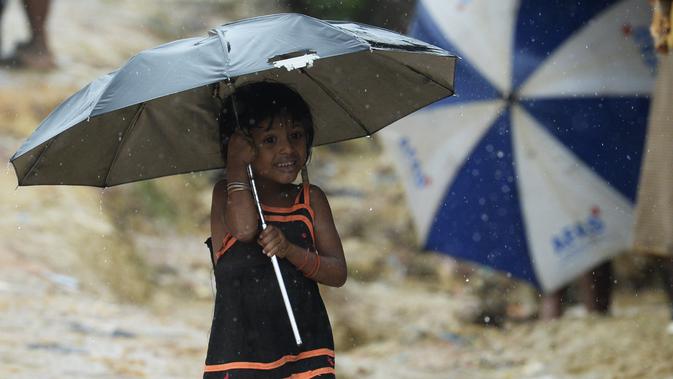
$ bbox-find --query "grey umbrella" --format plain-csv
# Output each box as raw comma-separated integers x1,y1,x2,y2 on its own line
10,13,456,345
11,13,455,186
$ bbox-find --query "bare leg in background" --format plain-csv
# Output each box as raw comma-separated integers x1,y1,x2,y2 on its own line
580,261,613,314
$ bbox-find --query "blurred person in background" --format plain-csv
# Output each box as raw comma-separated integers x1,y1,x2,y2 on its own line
633,0,673,333
541,262,613,319
0,0,54,69
0,1,5,53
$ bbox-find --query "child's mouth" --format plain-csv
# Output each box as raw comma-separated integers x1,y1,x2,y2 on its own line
275,160,297,170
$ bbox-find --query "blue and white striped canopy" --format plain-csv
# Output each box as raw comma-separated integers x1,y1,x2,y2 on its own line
382,0,655,292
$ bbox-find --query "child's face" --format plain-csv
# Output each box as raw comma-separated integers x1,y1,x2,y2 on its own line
250,111,309,185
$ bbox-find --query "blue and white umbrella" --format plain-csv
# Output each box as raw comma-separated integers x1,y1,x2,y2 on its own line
382,0,656,292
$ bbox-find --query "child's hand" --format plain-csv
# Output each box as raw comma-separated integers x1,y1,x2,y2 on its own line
258,225,291,258
227,130,256,168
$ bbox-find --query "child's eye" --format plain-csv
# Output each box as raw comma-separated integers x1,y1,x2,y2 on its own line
290,131,304,140
263,136,277,144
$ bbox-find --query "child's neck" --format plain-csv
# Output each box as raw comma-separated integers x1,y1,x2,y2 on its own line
254,177,298,207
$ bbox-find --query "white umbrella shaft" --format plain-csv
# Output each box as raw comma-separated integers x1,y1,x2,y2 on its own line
247,165,303,346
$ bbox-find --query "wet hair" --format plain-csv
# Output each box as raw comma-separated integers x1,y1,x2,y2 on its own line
218,82,314,163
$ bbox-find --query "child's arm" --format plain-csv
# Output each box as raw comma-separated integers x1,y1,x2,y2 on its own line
222,131,261,243
210,180,230,256
307,185,347,286
258,185,347,287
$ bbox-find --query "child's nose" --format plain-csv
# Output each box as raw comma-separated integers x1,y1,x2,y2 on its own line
277,136,296,153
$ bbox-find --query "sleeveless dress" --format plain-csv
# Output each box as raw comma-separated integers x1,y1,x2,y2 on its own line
204,184,336,379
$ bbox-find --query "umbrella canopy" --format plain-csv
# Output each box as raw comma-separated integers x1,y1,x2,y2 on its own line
381,0,655,292
11,13,456,187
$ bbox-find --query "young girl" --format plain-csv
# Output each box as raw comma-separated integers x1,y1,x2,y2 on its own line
204,82,346,379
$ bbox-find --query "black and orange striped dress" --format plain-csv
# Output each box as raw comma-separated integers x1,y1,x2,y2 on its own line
204,184,335,379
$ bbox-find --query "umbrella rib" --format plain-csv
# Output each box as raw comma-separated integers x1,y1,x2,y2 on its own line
377,52,456,94
301,70,372,139
21,138,55,185
103,103,146,187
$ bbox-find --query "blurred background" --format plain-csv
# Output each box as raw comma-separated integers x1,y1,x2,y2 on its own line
1,0,672,378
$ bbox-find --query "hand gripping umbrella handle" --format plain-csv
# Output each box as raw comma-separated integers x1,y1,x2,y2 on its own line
247,165,303,346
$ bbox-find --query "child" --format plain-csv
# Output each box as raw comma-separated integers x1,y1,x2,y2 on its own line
204,82,346,379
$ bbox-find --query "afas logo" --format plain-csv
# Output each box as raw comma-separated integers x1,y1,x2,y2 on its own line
551,206,605,257
399,137,432,188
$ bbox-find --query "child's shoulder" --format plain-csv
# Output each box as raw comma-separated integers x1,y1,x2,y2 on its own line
307,184,330,207
307,183,324,195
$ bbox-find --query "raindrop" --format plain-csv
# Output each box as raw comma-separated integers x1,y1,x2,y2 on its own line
484,316,490,323
465,278,470,283
496,151,504,158
364,104,370,110
369,207,373,212
17,226,21,230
